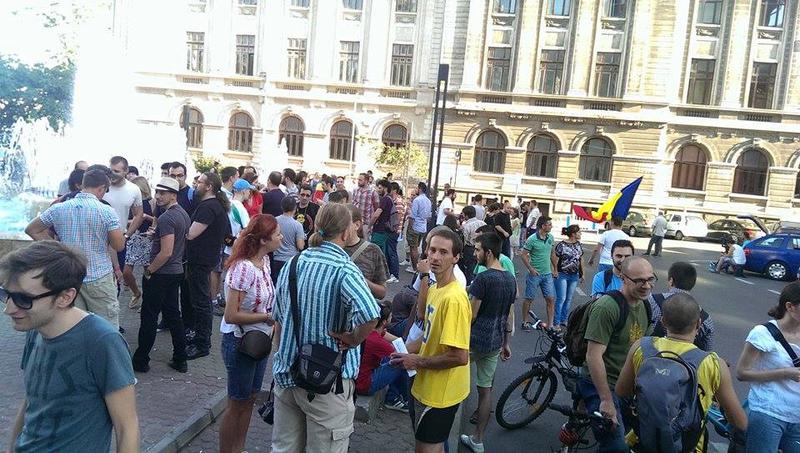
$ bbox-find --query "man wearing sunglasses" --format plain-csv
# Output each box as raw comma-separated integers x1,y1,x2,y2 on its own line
577,256,655,453
1,241,139,452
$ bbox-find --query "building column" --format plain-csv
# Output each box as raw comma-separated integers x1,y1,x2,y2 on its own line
767,167,798,208
363,0,392,86
566,0,599,97
781,2,800,110
309,0,338,81
459,1,487,90
207,0,233,74
511,0,541,94
704,162,737,204
718,0,756,108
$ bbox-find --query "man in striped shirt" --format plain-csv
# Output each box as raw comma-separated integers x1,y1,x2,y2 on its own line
271,203,380,453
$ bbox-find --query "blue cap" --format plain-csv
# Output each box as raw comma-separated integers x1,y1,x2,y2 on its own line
233,179,255,192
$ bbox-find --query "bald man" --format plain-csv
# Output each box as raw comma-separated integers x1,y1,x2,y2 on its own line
576,257,655,452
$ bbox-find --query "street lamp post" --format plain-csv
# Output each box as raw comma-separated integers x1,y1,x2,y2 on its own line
427,64,450,225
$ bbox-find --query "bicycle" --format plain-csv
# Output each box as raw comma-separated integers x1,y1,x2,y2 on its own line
548,402,612,453
495,310,579,429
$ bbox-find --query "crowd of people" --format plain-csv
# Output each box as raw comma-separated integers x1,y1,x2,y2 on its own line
1,156,799,453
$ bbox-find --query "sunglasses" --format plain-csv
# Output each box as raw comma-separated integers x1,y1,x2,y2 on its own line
0,286,66,310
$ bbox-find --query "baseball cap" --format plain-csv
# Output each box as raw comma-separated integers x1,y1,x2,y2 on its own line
233,179,256,192
155,177,180,193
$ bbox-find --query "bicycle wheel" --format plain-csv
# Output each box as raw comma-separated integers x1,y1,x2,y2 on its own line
495,366,558,430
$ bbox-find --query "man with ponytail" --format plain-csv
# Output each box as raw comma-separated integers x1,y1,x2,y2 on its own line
271,203,380,453
185,172,232,360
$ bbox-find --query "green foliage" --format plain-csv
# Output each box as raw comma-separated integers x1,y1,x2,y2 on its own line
364,139,429,183
0,55,75,138
193,155,220,174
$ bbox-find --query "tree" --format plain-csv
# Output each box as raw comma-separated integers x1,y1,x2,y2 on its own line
363,138,429,189
193,154,220,174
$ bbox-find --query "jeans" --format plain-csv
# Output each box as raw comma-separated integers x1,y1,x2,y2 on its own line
554,273,580,326
368,359,410,403
747,410,800,453
133,273,187,366
179,264,193,329
187,263,214,351
461,244,476,286
646,235,664,255
576,378,628,453
502,237,511,258
385,232,400,278
271,259,287,285
221,332,268,400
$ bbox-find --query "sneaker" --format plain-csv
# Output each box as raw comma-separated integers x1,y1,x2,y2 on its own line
399,260,409,266
460,435,485,453
132,360,150,373
384,398,410,413
168,360,188,373
185,329,197,342
386,276,400,284
405,266,416,274
118,326,125,334
186,345,210,360
521,322,533,332
129,294,142,309
157,320,168,332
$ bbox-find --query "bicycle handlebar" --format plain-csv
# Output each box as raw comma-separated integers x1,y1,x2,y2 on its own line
548,403,611,427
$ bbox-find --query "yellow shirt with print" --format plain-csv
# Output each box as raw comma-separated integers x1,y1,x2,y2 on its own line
631,337,721,453
411,280,472,408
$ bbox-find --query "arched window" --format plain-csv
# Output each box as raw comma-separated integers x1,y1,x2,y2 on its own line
473,130,507,174
733,148,769,196
329,120,354,161
672,144,707,191
794,172,800,199
525,134,558,178
228,112,253,152
382,124,408,148
279,116,304,157
180,107,203,148
579,137,613,182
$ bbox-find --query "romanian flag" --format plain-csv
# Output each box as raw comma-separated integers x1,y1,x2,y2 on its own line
573,176,643,223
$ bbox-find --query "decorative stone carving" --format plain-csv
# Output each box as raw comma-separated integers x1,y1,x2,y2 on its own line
392,113,400,119
595,126,604,134
695,26,717,37
759,30,781,40
456,110,476,117
619,120,644,128
541,121,550,131
396,14,416,24
690,133,700,141
564,117,584,124
492,16,515,26
508,113,531,120
601,19,624,30
488,118,497,127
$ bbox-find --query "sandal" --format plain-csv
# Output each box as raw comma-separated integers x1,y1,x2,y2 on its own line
129,294,142,309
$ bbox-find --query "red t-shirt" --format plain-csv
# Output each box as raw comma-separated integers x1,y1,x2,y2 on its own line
244,191,263,217
356,331,396,395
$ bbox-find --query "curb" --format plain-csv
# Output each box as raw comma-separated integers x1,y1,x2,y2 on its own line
146,389,228,453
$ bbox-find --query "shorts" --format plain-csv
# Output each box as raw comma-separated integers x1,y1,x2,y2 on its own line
414,401,460,444
125,232,152,267
214,249,229,273
470,350,500,388
525,273,556,299
221,332,268,400
407,229,424,249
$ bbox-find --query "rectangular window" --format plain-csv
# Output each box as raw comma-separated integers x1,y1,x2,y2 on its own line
287,38,307,79
486,47,512,91
594,52,621,97
343,0,363,10
186,32,205,72
604,0,627,18
339,41,360,83
749,62,777,108
760,0,785,27
390,44,414,86
291,0,309,6
698,0,723,24
547,0,571,16
235,35,255,76
494,0,516,14
686,59,715,105
396,0,417,13
539,50,565,94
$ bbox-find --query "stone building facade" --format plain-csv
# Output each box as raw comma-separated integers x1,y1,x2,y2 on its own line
125,0,800,220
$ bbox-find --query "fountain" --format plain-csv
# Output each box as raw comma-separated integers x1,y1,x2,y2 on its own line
0,1,190,247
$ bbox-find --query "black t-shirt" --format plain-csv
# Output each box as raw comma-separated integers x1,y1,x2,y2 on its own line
294,202,320,235
187,198,229,266
262,189,285,217
495,212,512,237
372,195,393,233
151,204,191,274
468,268,517,353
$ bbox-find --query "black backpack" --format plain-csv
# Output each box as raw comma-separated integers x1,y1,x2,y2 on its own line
564,290,652,367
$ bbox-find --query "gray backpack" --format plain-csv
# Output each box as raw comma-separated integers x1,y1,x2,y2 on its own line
634,336,710,453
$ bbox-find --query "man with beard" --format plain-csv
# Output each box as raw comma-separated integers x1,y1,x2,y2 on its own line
353,173,379,240
591,240,634,298
105,156,144,304
460,232,516,453
294,185,319,244
185,172,231,360
369,179,394,261
262,171,286,217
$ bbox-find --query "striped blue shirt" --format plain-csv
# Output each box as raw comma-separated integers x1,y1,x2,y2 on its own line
39,193,121,282
272,241,380,388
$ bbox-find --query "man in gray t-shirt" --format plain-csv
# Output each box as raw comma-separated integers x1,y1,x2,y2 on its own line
2,241,138,453
273,197,306,282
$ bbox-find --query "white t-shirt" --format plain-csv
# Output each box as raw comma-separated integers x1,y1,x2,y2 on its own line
744,321,800,423
436,197,454,225
652,216,668,237
406,267,468,344
225,199,251,256
220,257,274,336
103,180,143,232
731,244,746,265
526,207,541,229
597,229,630,265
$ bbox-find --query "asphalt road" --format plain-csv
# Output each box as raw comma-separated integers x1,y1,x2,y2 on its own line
460,233,789,453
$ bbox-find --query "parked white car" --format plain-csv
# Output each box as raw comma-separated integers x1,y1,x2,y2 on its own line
665,213,708,240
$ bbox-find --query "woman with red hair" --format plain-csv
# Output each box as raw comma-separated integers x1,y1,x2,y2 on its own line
218,214,282,453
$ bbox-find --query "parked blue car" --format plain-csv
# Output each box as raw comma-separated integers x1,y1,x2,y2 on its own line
743,233,800,280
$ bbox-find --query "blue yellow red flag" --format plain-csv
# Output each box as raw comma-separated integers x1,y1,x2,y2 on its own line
573,176,643,223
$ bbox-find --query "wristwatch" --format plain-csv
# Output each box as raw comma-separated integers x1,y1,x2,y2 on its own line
124,233,130,240
419,273,430,281
144,268,152,280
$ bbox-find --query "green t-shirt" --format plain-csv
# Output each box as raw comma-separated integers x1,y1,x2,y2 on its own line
474,254,515,276
582,295,652,385
523,232,554,273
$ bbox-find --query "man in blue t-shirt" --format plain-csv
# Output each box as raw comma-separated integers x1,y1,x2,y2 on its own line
1,241,138,452
590,239,634,298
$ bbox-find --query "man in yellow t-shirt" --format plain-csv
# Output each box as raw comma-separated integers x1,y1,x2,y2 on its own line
391,228,471,453
616,293,747,452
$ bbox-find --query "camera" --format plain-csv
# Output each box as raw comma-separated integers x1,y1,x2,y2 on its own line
257,400,274,425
